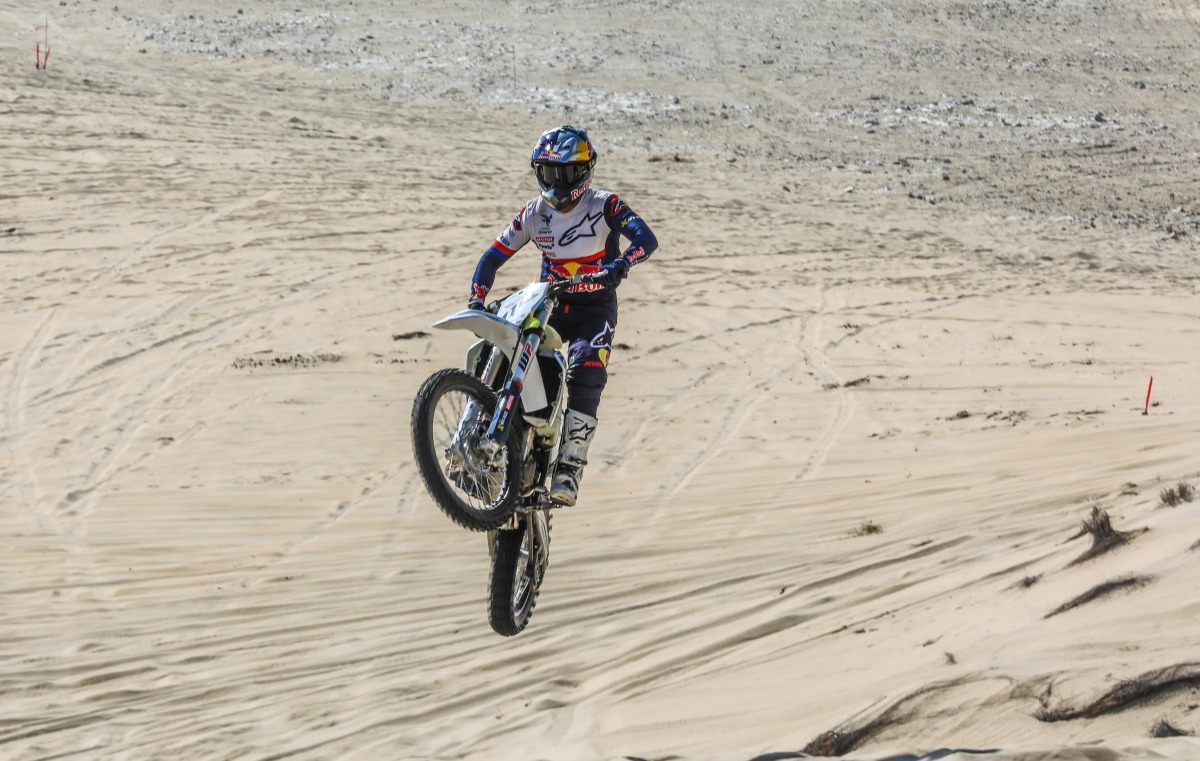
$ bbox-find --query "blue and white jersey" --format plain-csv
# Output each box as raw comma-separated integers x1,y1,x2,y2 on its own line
471,188,657,305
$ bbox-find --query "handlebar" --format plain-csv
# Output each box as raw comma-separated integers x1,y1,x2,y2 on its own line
479,272,606,314
546,271,605,296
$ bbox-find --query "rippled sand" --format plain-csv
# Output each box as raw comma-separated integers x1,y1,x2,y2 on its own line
3,2,1200,759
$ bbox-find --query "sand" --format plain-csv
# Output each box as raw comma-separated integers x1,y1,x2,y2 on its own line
3,1,1200,759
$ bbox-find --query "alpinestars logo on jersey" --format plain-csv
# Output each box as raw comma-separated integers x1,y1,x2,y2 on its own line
559,211,604,247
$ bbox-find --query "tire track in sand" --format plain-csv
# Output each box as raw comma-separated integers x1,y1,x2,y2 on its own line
4,308,62,534
792,284,855,482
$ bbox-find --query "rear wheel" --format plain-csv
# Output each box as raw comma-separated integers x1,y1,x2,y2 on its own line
488,513,550,636
411,369,523,531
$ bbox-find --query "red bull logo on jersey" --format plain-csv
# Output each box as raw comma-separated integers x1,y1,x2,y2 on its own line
547,260,606,293
548,261,601,280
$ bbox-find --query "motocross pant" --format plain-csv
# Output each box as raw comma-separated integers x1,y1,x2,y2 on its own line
549,297,617,419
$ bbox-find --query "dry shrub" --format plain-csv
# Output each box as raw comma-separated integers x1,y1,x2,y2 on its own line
1070,506,1132,565
1083,505,1119,536
1160,482,1194,507
850,520,883,537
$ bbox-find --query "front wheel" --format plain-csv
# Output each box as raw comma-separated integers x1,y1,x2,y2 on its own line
411,369,523,531
488,512,550,636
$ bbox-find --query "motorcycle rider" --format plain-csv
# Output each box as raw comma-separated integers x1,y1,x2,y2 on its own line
467,125,658,506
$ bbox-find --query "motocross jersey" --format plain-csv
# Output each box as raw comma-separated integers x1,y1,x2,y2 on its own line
471,188,657,306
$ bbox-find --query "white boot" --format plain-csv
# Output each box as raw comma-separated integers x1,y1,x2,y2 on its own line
549,409,597,507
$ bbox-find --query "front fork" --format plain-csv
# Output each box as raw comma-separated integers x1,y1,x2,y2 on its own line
478,302,552,460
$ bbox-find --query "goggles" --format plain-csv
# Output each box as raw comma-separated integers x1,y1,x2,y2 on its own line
534,161,590,190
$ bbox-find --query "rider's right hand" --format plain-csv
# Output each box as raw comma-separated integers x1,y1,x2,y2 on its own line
468,282,489,311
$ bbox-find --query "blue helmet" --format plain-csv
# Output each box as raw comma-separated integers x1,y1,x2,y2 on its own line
531,125,596,210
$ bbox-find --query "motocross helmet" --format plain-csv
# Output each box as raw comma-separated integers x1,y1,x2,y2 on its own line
531,125,596,210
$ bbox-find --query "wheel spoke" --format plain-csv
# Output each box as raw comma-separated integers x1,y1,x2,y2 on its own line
427,386,511,513
511,526,533,615
412,369,523,533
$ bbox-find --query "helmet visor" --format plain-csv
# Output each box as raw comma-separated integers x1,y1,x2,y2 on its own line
534,161,590,191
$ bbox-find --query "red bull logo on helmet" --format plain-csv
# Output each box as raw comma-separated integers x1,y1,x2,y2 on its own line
534,126,593,164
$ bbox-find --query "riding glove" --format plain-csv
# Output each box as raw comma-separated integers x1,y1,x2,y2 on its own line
598,259,629,287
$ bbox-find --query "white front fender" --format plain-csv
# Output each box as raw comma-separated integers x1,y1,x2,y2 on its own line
433,310,521,359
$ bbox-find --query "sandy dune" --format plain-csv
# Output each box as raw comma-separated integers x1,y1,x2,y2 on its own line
3,1,1200,759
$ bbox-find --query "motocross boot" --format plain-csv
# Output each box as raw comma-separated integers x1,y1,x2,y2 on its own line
549,409,597,507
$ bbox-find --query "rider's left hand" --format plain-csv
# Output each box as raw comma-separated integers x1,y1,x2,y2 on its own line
598,259,629,287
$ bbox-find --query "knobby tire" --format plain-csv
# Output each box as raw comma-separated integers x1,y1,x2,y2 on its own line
411,368,523,532
488,514,550,636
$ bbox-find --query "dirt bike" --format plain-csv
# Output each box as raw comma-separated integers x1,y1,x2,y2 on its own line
410,272,602,636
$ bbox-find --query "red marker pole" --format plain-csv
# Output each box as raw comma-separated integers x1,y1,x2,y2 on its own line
39,18,49,70
1143,376,1153,415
